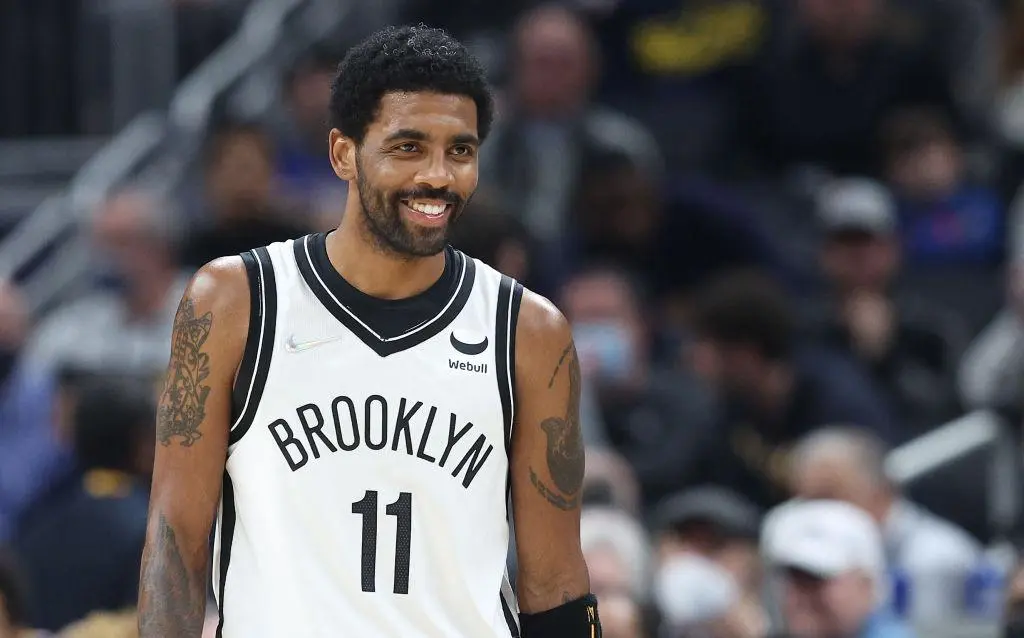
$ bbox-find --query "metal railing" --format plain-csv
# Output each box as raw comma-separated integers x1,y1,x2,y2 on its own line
886,409,1022,543
0,112,165,282
0,0,341,313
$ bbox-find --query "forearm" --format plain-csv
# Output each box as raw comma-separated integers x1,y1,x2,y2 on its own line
138,513,210,637
517,556,591,613
518,559,599,638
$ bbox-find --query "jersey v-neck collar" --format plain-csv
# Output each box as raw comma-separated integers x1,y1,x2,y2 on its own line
294,232,476,357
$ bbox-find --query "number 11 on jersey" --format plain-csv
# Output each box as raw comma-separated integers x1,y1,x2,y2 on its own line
351,490,412,594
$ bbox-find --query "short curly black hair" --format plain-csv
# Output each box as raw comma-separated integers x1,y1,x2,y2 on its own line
329,24,494,145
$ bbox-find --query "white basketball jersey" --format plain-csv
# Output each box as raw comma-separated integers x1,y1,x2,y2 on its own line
211,233,523,637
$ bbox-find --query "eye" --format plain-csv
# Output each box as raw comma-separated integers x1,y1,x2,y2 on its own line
396,142,419,153
450,144,475,157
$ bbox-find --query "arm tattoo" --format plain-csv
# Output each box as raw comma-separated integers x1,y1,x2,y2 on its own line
157,296,214,447
531,341,585,510
138,514,208,636
546,342,573,388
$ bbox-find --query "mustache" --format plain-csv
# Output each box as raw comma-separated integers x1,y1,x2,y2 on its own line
394,187,462,206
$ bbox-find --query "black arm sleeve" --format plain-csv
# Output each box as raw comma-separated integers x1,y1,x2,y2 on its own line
519,594,601,637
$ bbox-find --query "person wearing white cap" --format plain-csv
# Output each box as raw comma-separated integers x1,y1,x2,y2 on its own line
762,499,913,638
788,426,981,623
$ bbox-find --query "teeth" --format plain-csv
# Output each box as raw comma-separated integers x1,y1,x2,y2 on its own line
408,201,446,216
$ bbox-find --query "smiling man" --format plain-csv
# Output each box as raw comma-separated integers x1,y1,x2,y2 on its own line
137,24,598,638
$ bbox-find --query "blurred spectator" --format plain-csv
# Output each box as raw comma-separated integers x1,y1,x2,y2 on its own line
808,177,966,435
651,486,767,638
880,108,1004,266
560,266,717,507
13,378,154,631
23,188,188,382
270,47,348,224
689,270,897,507
479,4,662,247
569,154,792,310
0,281,68,544
448,198,542,293
585,0,770,172
582,448,642,516
762,499,913,638
789,427,981,622
738,0,990,177
182,122,311,268
580,506,652,603
599,592,645,638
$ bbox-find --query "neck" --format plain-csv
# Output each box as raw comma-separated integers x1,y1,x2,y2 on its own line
328,207,446,300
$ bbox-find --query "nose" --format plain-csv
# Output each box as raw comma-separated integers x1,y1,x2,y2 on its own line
415,150,454,190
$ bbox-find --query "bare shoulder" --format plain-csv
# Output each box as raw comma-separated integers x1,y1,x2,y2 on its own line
187,256,250,316
178,256,251,343
515,289,573,370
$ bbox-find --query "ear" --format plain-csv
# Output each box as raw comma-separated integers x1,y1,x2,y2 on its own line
329,129,357,181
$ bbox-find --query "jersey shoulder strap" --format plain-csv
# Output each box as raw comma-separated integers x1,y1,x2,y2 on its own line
493,273,524,513
229,246,279,445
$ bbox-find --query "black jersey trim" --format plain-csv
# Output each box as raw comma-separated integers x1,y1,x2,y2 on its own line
229,247,277,445
293,234,476,357
508,281,523,436
494,276,524,520
214,474,236,638
507,282,523,516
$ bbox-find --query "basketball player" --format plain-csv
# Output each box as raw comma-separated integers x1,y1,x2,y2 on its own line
137,25,600,638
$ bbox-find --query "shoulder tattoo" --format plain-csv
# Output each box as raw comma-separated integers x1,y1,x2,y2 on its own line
156,296,214,447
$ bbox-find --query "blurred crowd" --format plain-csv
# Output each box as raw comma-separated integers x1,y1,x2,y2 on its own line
3,0,1024,636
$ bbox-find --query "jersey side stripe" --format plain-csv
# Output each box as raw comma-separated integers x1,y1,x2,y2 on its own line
214,474,237,637
507,281,523,445
229,247,277,445
494,275,514,520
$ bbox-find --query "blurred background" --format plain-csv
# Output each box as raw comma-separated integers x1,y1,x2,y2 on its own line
1,0,1023,636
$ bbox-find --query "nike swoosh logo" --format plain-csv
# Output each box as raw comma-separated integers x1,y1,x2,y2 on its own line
450,332,488,356
285,334,344,353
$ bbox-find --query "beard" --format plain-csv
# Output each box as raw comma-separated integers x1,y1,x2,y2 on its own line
355,160,468,258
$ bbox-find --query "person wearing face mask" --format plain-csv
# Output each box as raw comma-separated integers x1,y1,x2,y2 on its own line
651,486,768,638
560,265,718,508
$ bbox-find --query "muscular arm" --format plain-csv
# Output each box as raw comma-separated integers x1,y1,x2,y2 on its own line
138,258,249,637
511,291,590,613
